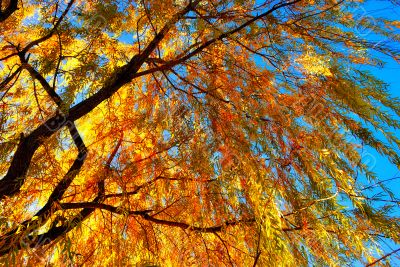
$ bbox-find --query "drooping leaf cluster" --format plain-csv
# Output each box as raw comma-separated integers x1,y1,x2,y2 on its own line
0,0,400,265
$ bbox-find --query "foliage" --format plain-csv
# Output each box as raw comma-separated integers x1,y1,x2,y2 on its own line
0,0,400,265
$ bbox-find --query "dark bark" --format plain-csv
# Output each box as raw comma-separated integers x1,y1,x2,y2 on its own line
0,0,18,22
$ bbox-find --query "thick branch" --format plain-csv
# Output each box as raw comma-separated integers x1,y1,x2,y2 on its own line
0,0,18,22
60,202,152,216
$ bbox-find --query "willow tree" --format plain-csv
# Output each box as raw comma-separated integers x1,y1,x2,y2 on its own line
1,0,400,265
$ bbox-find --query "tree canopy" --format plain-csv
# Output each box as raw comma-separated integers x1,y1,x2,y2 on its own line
1,0,400,265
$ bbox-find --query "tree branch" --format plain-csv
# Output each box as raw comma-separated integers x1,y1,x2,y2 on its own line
366,247,400,267
60,202,152,216
0,0,18,22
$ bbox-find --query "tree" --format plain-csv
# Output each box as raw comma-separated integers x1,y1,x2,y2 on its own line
0,0,400,265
